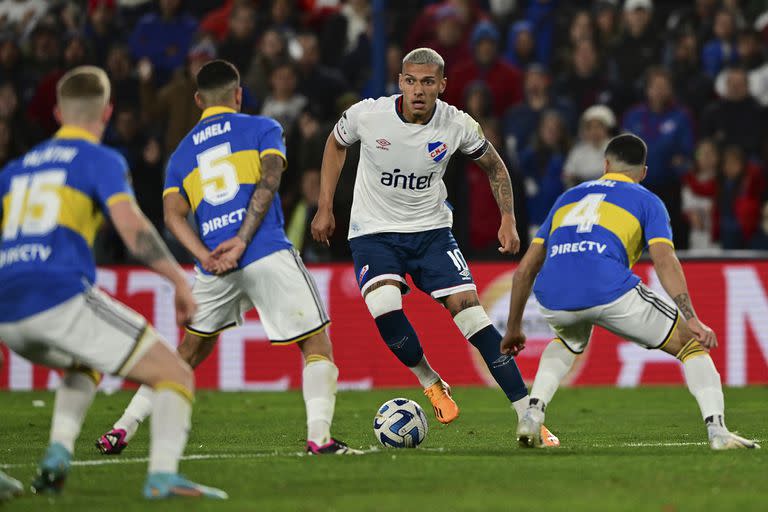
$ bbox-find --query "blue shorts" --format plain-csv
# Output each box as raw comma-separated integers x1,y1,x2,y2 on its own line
349,228,476,298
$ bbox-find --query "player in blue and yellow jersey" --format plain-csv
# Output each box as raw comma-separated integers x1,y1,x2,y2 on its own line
501,134,760,450
0,66,228,499
97,60,360,456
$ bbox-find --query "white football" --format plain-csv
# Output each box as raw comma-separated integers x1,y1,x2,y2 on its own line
373,398,429,448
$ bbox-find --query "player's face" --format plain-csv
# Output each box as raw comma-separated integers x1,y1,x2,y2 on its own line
398,62,446,122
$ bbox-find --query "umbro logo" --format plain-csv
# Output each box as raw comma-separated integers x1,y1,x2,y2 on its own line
376,138,391,150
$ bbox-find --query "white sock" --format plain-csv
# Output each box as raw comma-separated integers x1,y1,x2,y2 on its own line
530,341,577,405
511,396,529,419
410,355,441,388
303,358,338,445
114,385,154,442
50,371,97,454
148,387,192,474
682,354,725,422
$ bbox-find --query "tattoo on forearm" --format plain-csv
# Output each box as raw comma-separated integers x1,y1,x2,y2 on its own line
133,228,172,265
237,154,284,244
477,144,514,215
673,293,696,320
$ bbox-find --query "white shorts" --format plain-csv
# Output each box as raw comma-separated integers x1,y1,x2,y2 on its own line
0,287,157,376
187,248,330,344
539,283,680,354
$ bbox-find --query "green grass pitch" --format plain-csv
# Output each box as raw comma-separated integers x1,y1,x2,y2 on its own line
1,387,766,511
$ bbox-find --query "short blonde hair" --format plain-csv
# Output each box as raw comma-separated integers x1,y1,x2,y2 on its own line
56,66,111,122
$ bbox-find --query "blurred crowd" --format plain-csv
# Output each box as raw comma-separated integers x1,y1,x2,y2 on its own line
1,0,768,263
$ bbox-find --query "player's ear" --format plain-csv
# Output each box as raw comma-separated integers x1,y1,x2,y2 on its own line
235,87,243,110
439,77,447,94
397,73,404,92
102,102,114,124
603,158,610,174
194,91,205,110
53,105,62,125
641,165,648,181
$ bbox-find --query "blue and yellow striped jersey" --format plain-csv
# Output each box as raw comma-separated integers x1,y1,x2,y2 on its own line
0,126,133,321
164,106,290,271
531,173,673,311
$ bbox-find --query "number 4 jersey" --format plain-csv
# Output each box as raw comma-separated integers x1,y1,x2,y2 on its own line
164,107,290,272
531,172,674,311
0,126,134,321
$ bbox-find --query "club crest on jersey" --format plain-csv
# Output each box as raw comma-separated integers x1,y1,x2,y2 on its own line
358,264,369,285
428,141,448,162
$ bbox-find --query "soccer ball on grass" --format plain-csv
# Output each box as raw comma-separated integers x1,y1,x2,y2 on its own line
373,398,428,448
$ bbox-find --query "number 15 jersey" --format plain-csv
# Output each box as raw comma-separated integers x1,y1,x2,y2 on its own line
531,173,674,311
164,107,291,272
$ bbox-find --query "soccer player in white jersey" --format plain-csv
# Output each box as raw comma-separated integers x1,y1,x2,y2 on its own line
311,47,558,445
502,134,759,450
0,66,227,499
96,60,360,456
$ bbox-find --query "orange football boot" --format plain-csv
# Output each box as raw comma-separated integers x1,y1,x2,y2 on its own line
423,380,459,424
540,425,560,447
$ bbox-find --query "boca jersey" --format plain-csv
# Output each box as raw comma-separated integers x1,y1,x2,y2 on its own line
0,126,134,322
531,173,674,311
164,107,290,272
334,95,489,239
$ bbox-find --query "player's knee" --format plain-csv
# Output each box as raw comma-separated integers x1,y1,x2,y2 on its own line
453,305,492,340
364,285,403,318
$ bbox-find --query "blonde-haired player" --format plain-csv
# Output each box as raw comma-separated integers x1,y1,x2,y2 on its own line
0,66,227,499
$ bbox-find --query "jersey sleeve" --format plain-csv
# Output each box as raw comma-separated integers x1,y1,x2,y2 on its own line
256,118,287,166
457,111,489,160
94,151,134,213
163,151,188,202
333,98,373,147
643,194,674,247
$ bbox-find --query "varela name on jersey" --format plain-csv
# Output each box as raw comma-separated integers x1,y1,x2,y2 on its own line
164,107,290,272
334,95,489,239
0,126,134,322
531,173,674,311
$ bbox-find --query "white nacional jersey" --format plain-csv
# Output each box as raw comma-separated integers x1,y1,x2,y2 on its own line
333,95,488,239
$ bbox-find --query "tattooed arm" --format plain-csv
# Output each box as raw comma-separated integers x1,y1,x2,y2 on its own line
648,242,717,348
210,153,286,268
474,142,521,254
109,198,196,325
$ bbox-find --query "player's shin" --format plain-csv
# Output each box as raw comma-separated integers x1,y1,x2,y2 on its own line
366,286,440,387
303,355,338,445
678,341,725,423
148,382,193,474
528,340,577,408
455,306,527,402
50,368,99,454
113,384,155,441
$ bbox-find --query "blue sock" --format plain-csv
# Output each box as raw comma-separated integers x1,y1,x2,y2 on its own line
469,325,528,402
374,310,424,367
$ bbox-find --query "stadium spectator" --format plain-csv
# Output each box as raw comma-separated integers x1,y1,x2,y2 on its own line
128,0,198,85
138,40,213,156
199,0,238,41
405,0,485,53
244,27,287,102
594,0,621,58
261,60,308,134
0,0,47,39
702,9,739,79
295,32,346,121
554,38,610,115
666,31,713,123
0,38,21,88
717,145,764,248
622,67,694,248
667,0,718,42
338,0,369,55
105,44,140,108
217,2,258,75
682,139,719,250
701,66,766,156
552,10,594,75
424,4,471,73
503,64,574,161
0,80,38,151
463,81,494,122
522,0,556,66
82,0,124,66
749,201,768,249
563,104,615,188
503,20,537,69
260,0,300,39
519,109,570,231
609,0,662,109
18,24,60,103
445,20,522,117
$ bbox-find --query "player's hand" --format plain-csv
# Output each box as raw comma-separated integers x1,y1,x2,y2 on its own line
687,317,718,349
174,281,197,326
310,208,335,246
498,214,520,255
500,328,526,356
210,237,247,274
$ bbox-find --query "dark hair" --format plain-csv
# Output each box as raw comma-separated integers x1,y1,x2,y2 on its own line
196,59,240,91
605,133,647,166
